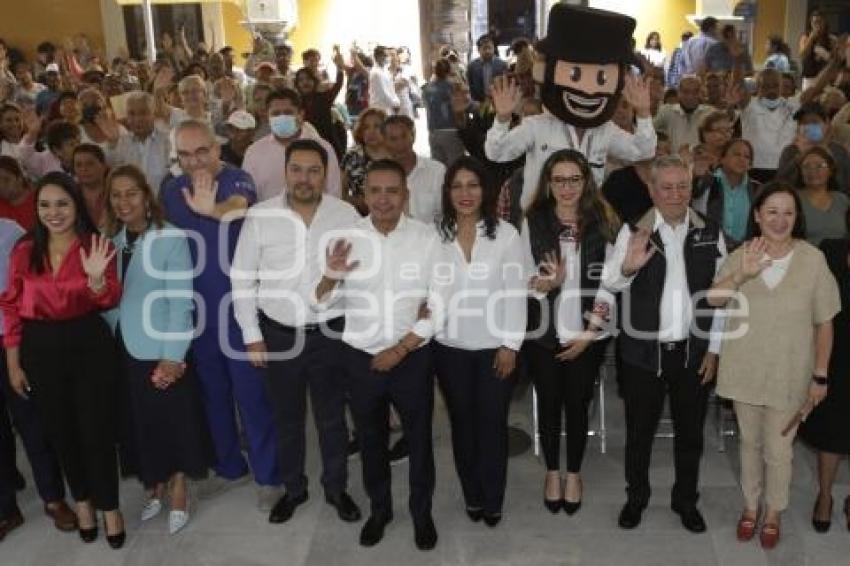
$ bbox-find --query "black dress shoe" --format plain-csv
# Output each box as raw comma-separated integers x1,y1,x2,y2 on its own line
671,503,707,533
268,491,308,524
359,512,393,547
326,492,362,522
544,499,563,514
618,500,646,529
482,512,502,527
563,500,582,516
812,495,833,533
466,507,483,523
413,515,438,551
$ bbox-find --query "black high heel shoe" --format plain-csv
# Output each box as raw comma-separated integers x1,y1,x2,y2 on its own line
483,511,502,527
466,507,483,523
78,524,98,543
104,514,126,549
544,499,563,513
812,494,832,533
563,500,582,515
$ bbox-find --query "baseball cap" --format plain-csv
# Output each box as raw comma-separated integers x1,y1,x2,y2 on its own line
226,110,257,130
45,63,60,74
254,61,276,73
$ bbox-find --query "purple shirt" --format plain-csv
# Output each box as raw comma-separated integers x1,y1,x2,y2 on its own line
160,163,257,327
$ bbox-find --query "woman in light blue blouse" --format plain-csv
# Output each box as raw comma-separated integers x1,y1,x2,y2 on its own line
104,164,212,535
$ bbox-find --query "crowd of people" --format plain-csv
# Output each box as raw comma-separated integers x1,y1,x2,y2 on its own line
1,4,850,556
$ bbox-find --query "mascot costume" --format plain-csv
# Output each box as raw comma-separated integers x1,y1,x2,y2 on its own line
485,3,656,208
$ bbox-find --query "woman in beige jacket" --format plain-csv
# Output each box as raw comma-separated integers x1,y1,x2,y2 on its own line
708,182,840,549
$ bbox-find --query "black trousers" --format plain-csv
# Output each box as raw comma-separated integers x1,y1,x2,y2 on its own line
261,315,348,498
20,315,120,511
526,341,607,473
434,344,514,514
345,343,435,520
0,350,66,517
622,343,709,507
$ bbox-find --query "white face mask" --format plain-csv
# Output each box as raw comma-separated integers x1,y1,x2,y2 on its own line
759,97,782,110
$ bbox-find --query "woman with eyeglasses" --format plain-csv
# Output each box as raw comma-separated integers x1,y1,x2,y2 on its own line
103,164,212,535
795,146,849,245
430,156,526,527
698,111,735,164
522,149,619,515
0,172,125,548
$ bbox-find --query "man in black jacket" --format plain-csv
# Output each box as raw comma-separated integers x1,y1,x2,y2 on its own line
603,155,727,533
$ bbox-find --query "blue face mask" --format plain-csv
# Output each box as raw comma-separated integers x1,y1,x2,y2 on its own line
759,97,782,110
802,123,825,143
270,114,299,138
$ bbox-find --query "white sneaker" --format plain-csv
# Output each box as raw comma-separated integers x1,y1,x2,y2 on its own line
140,498,162,522
257,485,284,512
168,509,189,535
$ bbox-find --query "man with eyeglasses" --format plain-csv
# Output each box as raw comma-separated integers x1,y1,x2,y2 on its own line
160,119,284,511
603,155,727,534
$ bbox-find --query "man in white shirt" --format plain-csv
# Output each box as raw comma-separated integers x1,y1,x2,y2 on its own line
732,69,799,184
12,62,45,106
382,115,445,225
368,46,401,115
653,76,718,153
243,88,341,202
101,92,171,193
231,138,363,526
313,159,440,551
603,155,726,534
681,17,719,76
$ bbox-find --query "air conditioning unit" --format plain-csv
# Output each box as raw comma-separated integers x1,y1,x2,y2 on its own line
245,0,298,24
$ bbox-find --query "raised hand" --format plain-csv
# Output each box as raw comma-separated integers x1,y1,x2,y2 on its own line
94,110,121,143
491,75,522,122
621,228,656,276
724,82,745,109
537,250,566,291
80,233,117,284
324,239,359,280
737,237,771,282
22,109,43,142
622,74,651,117
182,169,219,217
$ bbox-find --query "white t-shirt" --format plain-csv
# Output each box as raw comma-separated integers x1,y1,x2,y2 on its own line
761,251,793,289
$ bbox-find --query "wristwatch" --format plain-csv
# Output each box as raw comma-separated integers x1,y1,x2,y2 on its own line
812,375,829,386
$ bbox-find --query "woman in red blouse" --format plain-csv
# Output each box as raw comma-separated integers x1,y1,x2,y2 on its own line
0,172,125,548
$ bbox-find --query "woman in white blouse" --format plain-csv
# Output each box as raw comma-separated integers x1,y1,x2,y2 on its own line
521,149,619,515
431,156,527,527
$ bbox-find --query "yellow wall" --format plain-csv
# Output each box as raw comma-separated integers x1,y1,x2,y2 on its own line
0,0,105,60
221,1,253,65
752,0,786,64
591,0,697,57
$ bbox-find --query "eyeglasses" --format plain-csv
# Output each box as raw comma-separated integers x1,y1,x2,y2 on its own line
802,163,829,172
176,146,213,163
550,175,584,189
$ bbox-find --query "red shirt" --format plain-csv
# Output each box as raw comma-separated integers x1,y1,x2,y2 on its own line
0,236,121,347
0,192,36,232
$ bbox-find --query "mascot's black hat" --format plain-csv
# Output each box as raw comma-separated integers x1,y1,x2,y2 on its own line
536,4,636,65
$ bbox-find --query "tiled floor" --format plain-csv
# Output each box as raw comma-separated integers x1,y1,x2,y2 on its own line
3,376,850,565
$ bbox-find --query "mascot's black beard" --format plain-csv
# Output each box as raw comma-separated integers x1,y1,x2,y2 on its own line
541,82,621,129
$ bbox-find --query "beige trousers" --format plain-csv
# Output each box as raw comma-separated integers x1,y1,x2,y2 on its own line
733,401,799,512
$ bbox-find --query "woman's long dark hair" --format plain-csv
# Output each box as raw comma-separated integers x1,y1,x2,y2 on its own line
437,156,499,242
525,149,620,244
746,181,807,240
28,172,98,274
